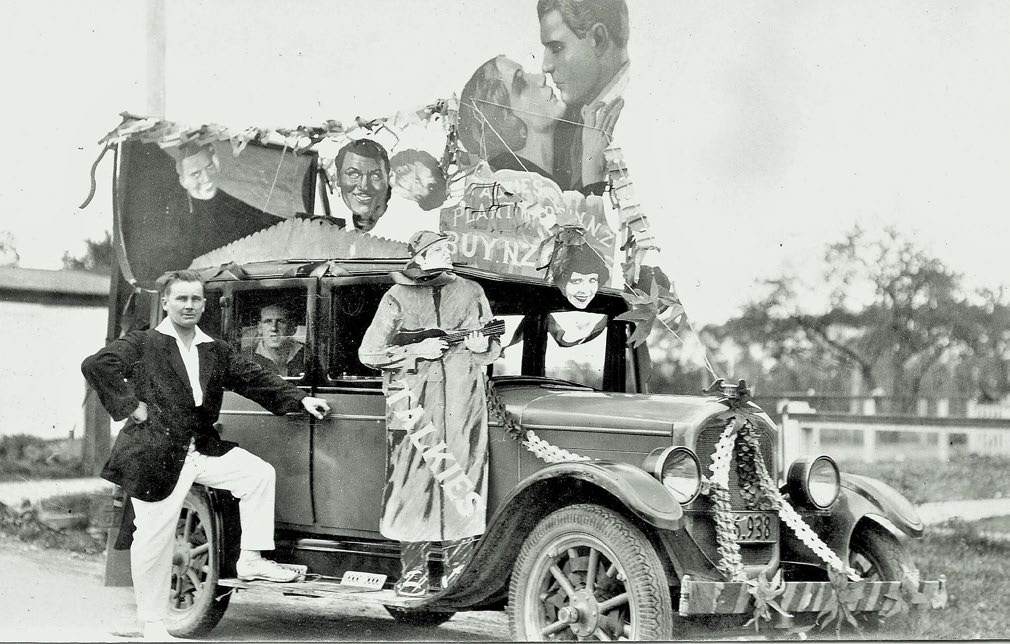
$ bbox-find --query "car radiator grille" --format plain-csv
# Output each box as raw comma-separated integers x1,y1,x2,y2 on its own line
690,417,779,568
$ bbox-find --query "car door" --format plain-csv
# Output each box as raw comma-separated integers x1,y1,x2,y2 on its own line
310,277,391,535
216,278,317,527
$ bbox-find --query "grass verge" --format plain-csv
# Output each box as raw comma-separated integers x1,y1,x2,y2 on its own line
873,520,1010,640
837,454,1010,503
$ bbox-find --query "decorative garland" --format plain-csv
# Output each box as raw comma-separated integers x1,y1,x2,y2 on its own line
702,411,860,584
485,378,589,464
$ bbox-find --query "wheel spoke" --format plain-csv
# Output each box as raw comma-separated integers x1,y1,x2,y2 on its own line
541,619,570,636
187,569,202,590
585,548,600,595
593,627,613,641
549,564,578,598
190,542,210,558
598,592,628,613
621,623,632,639
182,508,194,543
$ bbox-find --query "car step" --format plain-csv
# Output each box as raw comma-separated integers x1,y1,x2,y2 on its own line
217,569,434,609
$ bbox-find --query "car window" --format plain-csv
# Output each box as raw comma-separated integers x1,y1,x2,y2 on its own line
330,282,389,379
492,314,527,376
544,312,608,389
233,287,308,379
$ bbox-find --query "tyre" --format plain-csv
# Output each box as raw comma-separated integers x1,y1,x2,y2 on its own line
383,605,456,627
508,503,674,641
166,488,231,637
847,524,912,628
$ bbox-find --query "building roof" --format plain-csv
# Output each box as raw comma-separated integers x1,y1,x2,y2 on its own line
0,267,110,297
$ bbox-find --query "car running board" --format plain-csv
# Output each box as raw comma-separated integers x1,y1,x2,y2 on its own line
217,569,436,609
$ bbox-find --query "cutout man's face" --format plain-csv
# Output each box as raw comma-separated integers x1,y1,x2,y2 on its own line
338,151,389,231
539,10,604,107
178,149,219,200
564,270,599,309
415,239,453,271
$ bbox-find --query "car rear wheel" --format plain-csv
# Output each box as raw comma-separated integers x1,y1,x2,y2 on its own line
166,488,230,637
508,503,674,641
383,605,456,627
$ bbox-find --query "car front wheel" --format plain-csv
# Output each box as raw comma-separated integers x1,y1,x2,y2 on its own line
166,487,230,637
508,503,674,641
847,524,913,628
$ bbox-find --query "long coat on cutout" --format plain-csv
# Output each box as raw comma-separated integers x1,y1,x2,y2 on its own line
358,272,500,542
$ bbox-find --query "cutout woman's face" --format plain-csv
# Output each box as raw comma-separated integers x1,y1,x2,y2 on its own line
496,56,565,133
564,271,599,309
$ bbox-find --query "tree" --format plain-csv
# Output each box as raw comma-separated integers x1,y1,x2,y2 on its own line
718,226,978,410
62,231,113,274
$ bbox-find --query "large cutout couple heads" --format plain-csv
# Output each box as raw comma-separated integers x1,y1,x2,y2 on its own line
335,138,392,232
459,55,564,179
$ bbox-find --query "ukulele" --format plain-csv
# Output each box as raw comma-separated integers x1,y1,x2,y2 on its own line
391,319,506,347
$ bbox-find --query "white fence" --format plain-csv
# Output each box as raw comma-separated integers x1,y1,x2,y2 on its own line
780,412,1010,464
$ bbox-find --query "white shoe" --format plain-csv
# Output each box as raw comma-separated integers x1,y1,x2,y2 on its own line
236,557,300,582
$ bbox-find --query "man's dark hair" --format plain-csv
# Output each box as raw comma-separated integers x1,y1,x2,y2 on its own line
458,57,527,161
334,138,392,205
174,141,218,177
537,0,630,48
156,270,205,297
551,244,610,288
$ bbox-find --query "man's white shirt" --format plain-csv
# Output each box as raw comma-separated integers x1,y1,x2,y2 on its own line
155,317,214,407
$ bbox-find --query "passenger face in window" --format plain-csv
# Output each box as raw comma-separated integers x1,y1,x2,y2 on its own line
258,305,296,351
176,144,220,201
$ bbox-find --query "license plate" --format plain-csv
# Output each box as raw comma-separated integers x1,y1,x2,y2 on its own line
733,512,778,543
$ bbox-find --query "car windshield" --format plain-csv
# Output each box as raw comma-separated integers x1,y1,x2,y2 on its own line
328,276,632,391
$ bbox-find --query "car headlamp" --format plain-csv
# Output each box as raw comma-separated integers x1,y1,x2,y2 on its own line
787,455,840,509
644,447,701,504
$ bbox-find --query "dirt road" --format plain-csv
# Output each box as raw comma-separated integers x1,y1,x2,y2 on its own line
0,536,509,642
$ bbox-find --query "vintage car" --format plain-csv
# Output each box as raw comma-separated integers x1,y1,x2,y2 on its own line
89,117,944,640
107,256,944,640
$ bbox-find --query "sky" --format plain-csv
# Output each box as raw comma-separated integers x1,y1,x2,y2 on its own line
1,0,1009,325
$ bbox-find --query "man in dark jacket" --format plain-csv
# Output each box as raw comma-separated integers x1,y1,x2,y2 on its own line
82,270,329,640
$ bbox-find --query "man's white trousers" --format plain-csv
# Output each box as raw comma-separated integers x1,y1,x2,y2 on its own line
130,445,276,623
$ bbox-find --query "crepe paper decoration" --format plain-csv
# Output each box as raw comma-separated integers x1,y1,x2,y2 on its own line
188,217,407,269
701,407,861,590
744,570,791,631
604,145,658,286
485,379,589,464
615,278,686,347
817,568,866,637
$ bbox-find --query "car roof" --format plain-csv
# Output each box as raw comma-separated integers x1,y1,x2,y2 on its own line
204,258,624,297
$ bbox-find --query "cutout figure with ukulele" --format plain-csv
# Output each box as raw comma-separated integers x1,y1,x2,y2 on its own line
359,230,502,597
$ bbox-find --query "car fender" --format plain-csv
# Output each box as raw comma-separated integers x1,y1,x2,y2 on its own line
839,472,924,538
491,459,684,531
200,484,242,578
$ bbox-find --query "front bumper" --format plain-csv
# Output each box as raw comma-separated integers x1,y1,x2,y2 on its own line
678,573,947,616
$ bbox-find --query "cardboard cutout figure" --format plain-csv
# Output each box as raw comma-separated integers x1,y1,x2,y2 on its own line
358,231,502,597
537,0,631,192
334,138,392,232
551,242,611,309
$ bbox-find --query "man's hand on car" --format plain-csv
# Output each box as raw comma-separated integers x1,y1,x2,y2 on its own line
301,397,331,419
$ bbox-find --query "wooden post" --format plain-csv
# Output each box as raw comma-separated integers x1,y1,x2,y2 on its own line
81,385,111,476
936,398,950,418
146,0,166,117
862,427,877,463
936,429,950,462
